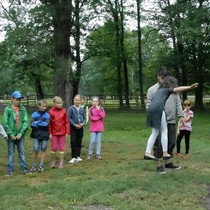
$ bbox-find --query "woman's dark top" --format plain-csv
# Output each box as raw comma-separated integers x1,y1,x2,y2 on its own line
146,87,174,129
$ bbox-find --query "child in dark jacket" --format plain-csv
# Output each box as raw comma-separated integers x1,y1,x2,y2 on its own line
68,95,86,163
30,99,50,173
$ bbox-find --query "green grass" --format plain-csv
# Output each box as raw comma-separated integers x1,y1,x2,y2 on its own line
0,110,210,210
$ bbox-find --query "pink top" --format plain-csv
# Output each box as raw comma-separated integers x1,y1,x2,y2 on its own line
179,110,194,131
89,107,106,132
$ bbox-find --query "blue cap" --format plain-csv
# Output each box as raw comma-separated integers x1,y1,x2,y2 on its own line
11,91,23,99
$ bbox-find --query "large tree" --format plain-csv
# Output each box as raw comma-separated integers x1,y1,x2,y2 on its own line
41,0,74,107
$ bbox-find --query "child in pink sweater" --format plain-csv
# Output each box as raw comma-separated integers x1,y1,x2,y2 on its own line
87,97,106,160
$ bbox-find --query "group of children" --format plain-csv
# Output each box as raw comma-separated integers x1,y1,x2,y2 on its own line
1,91,106,176
0,80,196,176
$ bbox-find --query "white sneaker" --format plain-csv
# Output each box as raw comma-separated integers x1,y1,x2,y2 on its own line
69,158,78,164
77,157,83,162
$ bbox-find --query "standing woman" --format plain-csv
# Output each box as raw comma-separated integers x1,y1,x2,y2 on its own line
87,97,106,160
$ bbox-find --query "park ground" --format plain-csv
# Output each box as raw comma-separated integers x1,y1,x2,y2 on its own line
0,110,210,210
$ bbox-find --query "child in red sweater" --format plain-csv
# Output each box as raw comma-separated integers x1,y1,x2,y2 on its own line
49,96,70,168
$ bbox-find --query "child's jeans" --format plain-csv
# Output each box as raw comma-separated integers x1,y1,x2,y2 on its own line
34,139,48,152
7,136,27,172
89,132,103,156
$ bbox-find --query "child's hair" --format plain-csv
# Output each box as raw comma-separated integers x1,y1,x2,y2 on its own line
74,94,81,100
158,66,168,78
183,99,191,107
37,99,48,106
162,75,178,88
91,96,99,102
53,96,63,103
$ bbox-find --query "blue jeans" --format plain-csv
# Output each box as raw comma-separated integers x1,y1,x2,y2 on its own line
7,136,27,172
34,139,48,152
89,132,102,156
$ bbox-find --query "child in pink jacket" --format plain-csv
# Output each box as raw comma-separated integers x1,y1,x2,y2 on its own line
87,97,106,160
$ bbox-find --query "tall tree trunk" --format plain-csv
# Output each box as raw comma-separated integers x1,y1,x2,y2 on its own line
113,0,123,108
73,0,82,96
33,74,44,99
136,0,145,109
49,0,73,107
194,0,204,109
177,41,187,101
194,42,204,109
120,0,130,108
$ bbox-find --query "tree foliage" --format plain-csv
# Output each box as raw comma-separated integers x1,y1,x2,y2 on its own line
0,0,209,108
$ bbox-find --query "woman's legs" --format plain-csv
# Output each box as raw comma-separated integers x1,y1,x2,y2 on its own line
160,112,172,158
145,128,159,155
160,111,168,154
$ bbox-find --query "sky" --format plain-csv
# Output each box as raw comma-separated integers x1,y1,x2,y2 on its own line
0,0,156,41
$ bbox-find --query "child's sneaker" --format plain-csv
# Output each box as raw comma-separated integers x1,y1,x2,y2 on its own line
30,165,36,173
87,155,92,160
51,161,56,169
69,158,78,164
182,153,189,158
5,171,13,177
96,155,102,160
77,157,83,162
38,167,44,173
157,166,166,174
58,163,64,169
22,169,32,174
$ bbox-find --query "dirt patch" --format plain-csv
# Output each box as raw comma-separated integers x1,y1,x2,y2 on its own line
78,205,113,210
203,188,210,210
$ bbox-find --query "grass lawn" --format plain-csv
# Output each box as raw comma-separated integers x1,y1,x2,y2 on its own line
0,109,210,210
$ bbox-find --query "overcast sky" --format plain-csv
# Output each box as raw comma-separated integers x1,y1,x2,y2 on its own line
0,0,156,41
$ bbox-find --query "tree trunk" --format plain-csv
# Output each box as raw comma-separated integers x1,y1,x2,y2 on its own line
113,0,123,108
33,74,44,99
194,1,205,109
194,42,204,109
49,0,73,107
120,0,130,108
177,41,187,101
136,0,145,109
73,0,82,96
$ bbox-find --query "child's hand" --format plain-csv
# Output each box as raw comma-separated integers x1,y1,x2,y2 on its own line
190,83,199,89
75,124,81,129
11,136,16,141
16,135,22,140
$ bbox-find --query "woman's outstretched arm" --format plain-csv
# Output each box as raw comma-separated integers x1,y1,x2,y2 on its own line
174,83,199,93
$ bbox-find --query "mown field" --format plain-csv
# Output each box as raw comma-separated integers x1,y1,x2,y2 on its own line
0,109,210,210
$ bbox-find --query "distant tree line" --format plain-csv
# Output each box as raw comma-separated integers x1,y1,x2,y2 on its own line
0,0,209,109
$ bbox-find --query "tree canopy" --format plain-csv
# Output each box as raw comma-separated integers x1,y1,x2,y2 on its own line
0,0,209,108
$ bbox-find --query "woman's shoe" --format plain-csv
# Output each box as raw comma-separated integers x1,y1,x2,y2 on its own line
163,155,173,160
144,155,158,161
